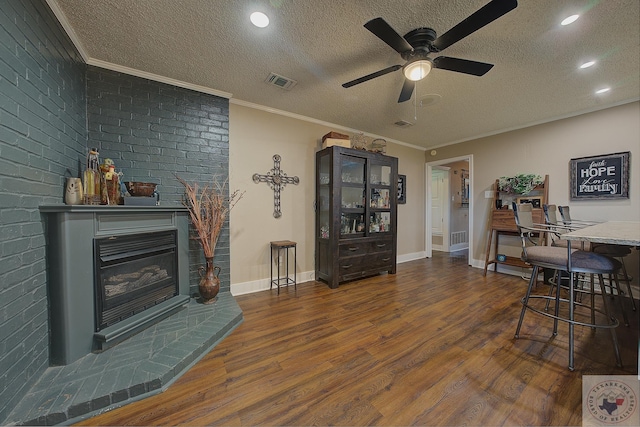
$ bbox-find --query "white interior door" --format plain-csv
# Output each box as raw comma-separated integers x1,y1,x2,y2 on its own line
431,168,449,251
425,155,474,264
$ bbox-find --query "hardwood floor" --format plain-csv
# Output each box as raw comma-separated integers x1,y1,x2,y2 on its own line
77,253,638,426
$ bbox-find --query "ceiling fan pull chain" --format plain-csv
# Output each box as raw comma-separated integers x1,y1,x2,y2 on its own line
414,80,418,121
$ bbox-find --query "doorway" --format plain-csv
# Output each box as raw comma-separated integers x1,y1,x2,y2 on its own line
431,167,449,251
426,155,473,265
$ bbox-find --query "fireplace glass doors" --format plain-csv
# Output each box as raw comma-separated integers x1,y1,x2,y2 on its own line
94,230,179,331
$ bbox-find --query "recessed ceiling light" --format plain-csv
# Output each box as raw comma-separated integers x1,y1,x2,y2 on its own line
561,14,579,26
595,87,610,94
580,61,596,69
250,11,269,28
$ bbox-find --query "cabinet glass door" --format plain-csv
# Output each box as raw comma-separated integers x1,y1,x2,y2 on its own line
368,164,392,234
318,153,330,239
340,155,366,236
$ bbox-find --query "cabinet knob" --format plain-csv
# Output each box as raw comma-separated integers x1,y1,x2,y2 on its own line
348,247,358,251
342,264,353,269
376,243,386,248
382,257,390,262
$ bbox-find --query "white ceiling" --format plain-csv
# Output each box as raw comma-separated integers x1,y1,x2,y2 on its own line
49,0,640,150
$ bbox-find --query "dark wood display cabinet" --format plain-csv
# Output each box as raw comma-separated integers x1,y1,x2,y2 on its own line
315,146,398,288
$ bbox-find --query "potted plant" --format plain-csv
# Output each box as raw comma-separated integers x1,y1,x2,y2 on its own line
177,175,244,304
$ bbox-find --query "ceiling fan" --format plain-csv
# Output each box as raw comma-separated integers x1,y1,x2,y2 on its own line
342,0,518,103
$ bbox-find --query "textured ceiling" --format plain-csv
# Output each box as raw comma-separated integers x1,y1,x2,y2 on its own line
49,0,640,149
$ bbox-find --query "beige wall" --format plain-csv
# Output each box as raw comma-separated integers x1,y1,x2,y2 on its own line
229,103,426,294
428,101,640,273
230,101,639,293
384,142,427,261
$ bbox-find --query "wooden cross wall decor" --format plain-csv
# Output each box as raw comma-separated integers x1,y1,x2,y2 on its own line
253,154,299,218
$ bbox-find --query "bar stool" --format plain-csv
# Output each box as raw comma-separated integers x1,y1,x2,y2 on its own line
558,205,636,322
512,203,622,371
270,240,297,294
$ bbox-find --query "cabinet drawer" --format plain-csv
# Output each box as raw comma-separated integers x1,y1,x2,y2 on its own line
339,255,394,282
339,238,393,257
339,252,393,271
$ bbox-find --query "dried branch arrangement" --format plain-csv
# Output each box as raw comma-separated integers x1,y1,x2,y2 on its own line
176,175,244,259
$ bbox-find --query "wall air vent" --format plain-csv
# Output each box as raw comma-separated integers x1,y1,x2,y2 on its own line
265,72,297,90
394,119,414,128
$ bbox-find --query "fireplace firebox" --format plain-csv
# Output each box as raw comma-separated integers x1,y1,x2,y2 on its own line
94,230,179,331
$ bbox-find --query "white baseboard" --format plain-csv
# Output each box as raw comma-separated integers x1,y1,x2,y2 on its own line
232,253,427,296
231,270,316,296
469,257,528,277
398,251,427,263
450,243,469,252
232,257,640,299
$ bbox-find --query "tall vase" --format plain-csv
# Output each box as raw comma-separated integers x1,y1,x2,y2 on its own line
199,257,220,304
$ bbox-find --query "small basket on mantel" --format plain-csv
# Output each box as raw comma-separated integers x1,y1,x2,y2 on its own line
370,138,387,154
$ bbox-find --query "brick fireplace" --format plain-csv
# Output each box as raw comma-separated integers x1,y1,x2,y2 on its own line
1,205,243,425
0,1,234,422
40,205,192,365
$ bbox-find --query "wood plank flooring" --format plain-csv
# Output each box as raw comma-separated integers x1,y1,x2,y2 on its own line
76,252,638,426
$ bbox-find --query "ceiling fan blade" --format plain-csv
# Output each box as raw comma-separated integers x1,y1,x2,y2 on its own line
433,56,494,76
342,65,402,88
398,79,415,103
364,18,413,54
432,0,518,51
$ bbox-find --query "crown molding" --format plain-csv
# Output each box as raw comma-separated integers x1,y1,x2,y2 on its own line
432,98,640,150
87,59,232,99
46,0,89,62
230,99,427,152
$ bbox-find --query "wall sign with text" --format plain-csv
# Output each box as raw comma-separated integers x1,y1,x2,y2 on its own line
397,174,406,204
570,152,630,200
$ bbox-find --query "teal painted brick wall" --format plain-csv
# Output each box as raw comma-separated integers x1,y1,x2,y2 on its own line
0,0,231,422
0,0,87,421
85,67,231,296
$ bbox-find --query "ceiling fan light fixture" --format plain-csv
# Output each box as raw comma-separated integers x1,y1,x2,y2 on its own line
250,11,269,28
404,60,432,81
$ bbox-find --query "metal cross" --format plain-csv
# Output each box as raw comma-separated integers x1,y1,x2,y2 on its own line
253,154,299,218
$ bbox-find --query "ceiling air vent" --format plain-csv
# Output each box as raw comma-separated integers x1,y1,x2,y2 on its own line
265,72,297,90
394,119,414,128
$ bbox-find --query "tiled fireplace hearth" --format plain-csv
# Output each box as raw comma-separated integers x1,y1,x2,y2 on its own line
2,206,243,426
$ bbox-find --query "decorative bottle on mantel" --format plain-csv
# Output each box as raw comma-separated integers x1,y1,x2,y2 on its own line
83,148,101,205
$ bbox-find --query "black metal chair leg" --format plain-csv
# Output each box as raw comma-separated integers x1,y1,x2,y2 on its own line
515,265,538,339
598,274,623,368
568,272,575,371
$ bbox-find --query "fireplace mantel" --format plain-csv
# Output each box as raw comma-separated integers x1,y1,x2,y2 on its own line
40,205,191,365
39,204,189,213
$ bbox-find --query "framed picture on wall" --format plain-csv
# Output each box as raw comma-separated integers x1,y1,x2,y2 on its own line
516,196,542,208
570,152,630,200
397,174,406,204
